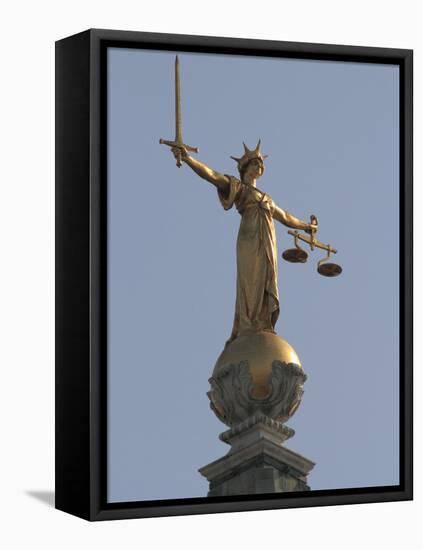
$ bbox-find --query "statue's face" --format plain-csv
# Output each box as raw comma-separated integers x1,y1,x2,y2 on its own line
244,158,264,180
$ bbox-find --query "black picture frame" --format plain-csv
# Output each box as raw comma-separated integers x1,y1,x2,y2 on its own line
55,28,413,521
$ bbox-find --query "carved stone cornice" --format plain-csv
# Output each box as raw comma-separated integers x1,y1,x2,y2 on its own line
219,413,295,445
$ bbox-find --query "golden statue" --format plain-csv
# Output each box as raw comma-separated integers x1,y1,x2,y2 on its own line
160,56,341,345
169,140,317,344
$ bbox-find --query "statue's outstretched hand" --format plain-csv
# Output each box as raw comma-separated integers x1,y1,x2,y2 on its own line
171,145,188,163
305,214,318,234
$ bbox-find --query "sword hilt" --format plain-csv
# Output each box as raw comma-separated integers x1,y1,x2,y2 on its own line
159,139,199,168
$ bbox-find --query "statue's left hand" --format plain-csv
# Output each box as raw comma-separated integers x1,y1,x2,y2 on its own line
305,214,318,234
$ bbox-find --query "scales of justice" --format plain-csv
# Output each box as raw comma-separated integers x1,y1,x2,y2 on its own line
161,57,342,496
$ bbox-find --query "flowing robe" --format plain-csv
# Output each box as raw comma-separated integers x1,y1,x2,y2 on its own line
218,176,280,344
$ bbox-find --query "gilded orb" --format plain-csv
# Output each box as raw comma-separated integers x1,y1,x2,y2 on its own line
214,331,302,399
208,331,307,427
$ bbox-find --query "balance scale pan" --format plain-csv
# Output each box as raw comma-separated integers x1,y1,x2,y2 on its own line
317,262,342,277
282,248,308,263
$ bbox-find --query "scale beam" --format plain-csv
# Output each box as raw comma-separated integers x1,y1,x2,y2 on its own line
287,230,337,255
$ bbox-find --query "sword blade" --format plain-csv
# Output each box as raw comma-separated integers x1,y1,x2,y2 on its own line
160,56,199,164
175,56,183,144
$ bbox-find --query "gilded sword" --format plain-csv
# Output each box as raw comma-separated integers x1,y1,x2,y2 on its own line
160,55,199,167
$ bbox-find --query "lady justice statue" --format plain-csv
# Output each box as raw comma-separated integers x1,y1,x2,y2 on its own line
170,139,318,344
160,57,340,495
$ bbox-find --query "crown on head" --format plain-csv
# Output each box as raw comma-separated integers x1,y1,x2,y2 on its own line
230,140,268,174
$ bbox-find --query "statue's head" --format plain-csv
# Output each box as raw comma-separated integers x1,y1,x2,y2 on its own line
231,140,268,180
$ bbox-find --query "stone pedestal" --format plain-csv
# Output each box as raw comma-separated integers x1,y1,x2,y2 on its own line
199,414,314,496
200,332,315,496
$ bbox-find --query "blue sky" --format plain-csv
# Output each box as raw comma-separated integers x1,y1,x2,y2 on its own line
107,48,399,502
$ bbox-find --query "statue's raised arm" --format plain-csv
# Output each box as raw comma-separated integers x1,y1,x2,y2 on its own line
273,204,318,234
170,145,230,195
